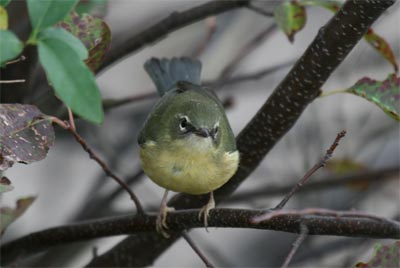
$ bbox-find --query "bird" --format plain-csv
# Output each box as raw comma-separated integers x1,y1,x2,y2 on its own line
138,57,239,237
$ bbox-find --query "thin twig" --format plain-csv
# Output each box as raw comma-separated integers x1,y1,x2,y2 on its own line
274,130,346,210
50,117,144,215
5,55,26,65
219,23,277,79
182,230,215,268
67,107,76,131
0,79,26,84
282,224,308,268
206,60,294,88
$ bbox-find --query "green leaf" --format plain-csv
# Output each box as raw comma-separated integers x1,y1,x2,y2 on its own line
353,241,400,267
346,74,400,121
0,104,55,170
0,176,13,193
39,27,88,60
274,0,306,42
38,37,104,124
1,196,36,235
364,29,398,73
56,11,111,71
27,0,79,40
0,5,8,29
0,30,23,66
0,0,11,7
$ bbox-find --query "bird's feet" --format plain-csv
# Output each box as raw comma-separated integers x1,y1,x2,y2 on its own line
198,192,215,230
156,204,175,238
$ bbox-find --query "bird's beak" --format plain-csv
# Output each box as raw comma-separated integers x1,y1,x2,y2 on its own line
194,128,210,138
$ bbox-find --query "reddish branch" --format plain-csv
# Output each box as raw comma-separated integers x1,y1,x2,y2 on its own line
274,131,346,210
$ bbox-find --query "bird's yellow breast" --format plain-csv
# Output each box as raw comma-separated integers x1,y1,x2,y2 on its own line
139,137,239,195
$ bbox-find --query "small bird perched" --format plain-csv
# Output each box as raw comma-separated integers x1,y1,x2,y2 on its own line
138,57,239,237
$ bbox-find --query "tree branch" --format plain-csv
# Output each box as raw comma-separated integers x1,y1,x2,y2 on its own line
1,208,399,265
274,130,346,210
282,224,308,268
97,0,250,73
88,0,396,265
182,231,215,268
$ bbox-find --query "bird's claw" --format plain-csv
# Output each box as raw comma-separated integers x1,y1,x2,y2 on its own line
198,196,215,232
156,206,175,238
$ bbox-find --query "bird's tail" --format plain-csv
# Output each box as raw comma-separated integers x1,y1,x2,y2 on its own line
144,57,202,96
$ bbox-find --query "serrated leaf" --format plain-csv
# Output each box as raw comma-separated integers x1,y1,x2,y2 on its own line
0,196,35,235
39,27,88,60
0,176,13,193
0,0,10,7
0,30,23,66
300,0,398,72
56,11,111,71
364,29,398,73
0,104,55,170
354,241,400,268
27,0,79,37
346,74,400,121
38,37,104,124
274,0,306,42
0,5,8,29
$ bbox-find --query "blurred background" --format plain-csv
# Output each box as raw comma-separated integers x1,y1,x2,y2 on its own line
2,0,399,267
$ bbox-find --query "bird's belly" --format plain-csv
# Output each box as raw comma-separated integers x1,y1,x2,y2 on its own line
139,141,239,195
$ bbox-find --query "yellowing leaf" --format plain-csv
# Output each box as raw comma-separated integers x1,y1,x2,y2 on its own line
274,0,306,42
0,5,8,29
364,29,398,73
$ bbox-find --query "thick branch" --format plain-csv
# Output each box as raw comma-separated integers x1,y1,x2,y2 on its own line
98,0,250,73
1,208,399,265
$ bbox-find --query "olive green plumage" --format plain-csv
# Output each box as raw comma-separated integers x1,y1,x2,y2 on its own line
138,57,239,195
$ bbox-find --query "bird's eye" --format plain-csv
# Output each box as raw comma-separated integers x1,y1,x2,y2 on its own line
179,117,189,132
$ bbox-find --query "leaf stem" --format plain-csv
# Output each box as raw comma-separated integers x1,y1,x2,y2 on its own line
319,89,347,98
